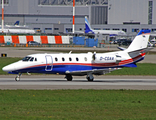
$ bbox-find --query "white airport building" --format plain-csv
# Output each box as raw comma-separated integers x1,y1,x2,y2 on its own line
0,0,156,35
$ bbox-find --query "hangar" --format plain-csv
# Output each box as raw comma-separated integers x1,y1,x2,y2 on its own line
0,0,156,35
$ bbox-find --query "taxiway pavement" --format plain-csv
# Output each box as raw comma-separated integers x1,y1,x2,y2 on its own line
0,47,156,90
0,75,156,90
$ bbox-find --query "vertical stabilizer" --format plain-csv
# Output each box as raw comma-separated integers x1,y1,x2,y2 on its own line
126,29,151,52
14,21,20,25
85,16,94,34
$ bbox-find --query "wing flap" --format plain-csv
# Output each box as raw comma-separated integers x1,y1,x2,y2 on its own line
65,68,120,76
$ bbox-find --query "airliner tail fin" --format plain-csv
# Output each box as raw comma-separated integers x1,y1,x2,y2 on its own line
85,16,94,34
14,21,20,25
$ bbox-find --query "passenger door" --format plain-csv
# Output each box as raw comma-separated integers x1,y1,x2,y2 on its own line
45,55,53,71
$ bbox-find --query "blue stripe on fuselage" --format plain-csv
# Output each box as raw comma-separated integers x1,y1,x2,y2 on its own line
8,55,144,74
7,64,120,74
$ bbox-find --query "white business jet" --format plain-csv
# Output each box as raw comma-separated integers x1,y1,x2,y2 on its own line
2,29,152,81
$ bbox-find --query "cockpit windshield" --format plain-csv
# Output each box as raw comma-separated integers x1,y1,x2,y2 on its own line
22,57,31,61
22,56,37,62
30,57,34,61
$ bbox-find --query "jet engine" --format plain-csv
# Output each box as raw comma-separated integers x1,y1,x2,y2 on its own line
92,54,122,63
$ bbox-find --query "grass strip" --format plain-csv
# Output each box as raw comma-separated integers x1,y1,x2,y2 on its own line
107,63,156,75
0,89,156,120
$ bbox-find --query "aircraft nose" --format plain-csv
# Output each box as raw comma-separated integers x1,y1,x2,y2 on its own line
2,65,15,72
2,66,10,72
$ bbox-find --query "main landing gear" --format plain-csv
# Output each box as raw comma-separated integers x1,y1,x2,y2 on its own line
65,74,73,81
15,73,22,81
86,73,94,81
65,74,94,81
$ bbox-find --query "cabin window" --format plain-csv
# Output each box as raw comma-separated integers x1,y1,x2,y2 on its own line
55,57,58,61
35,58,37,61
62,57,65,61
69,57,72,61
84,57,87,61
76,57,79,61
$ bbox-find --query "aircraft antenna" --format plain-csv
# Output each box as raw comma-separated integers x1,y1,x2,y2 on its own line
69,51,72,54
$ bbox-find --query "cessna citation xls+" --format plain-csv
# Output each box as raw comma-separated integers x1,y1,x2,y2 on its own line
2,29,152,81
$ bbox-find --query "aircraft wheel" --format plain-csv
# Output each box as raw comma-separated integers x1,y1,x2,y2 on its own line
86,74,94,81
15,73,22,81
66,74,73,81
87,77,94,81
15,76,20,81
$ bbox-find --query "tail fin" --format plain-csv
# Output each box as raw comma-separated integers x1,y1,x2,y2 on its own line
14,21,20,25
126,29,151,52
85,16,94,34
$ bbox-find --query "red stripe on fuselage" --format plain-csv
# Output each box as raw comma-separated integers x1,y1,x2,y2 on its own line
17,53,145,71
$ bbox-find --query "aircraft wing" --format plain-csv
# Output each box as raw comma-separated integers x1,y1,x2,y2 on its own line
65,68,120,76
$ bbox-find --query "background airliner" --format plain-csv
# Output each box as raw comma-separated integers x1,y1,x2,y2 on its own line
0,21,36,34
85,16,126,36
2,30,152,81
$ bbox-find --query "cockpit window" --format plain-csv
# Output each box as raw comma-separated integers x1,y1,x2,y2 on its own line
22,56,37,62
22,57,31,61
30,57,34,61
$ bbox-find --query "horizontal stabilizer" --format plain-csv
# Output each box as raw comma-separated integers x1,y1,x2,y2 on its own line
117,47,126,51
128,47,154,54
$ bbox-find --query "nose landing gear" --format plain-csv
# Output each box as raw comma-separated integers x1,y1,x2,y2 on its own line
15,73,22,81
